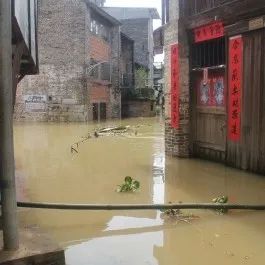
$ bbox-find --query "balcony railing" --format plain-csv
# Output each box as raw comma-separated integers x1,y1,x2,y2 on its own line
180,0,234,17
153,62,164,80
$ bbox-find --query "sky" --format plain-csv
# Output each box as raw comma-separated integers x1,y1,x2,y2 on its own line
104,0,162,29
104,0,163,62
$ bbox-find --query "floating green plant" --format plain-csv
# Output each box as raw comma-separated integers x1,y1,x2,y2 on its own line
212,195,229,214
116,176,140,193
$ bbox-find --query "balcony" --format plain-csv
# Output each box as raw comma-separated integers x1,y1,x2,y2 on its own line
153,62,164,80
88,61,112,85
179,0,235,17
121,73,134,88
122,87,155,101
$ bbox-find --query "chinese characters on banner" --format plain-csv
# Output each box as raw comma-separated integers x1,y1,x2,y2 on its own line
228,36,243,141
171,44,179,129
194,21,224,43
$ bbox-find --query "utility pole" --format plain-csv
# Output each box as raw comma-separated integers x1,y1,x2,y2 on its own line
0,0,19,250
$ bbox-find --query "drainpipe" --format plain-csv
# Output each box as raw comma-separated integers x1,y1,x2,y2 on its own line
0,0,19,250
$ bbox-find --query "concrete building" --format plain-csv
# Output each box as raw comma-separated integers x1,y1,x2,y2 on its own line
157,0,265,175
14,0,121,122
120,33,134,117
103,7,160,88
103,7,159,118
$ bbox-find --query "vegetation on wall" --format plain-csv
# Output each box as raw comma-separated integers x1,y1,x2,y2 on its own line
135,67,148,89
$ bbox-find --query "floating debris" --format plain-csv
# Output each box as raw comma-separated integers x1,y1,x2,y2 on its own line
70,124,151,155
70,134,92,155
212,196,229,214
71,146,78,154
116,176,140,193
160,207,200,223
95,126,132,136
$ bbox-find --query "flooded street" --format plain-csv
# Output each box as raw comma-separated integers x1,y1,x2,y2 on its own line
14,117,265,265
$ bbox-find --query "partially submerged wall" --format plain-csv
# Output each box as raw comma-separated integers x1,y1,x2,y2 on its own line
164,0,190,157
15,0,87,122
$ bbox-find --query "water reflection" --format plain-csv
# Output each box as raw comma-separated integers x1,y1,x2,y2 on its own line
14,117,265,265
66,232,163,265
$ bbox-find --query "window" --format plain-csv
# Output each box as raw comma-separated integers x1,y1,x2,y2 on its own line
101,63,111,81
191,37,226,69
89,59,111,82
93,102,107,121
90,19,110,42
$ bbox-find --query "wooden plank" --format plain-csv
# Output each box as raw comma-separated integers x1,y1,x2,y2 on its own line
196,106,226,115
259,29,265,173
225,16,265,37
228,28,265,174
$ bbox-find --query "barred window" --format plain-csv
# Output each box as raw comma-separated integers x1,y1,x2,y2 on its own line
191,37,226,69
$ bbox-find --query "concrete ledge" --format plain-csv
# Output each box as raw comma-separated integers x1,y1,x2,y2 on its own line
0,229,65,265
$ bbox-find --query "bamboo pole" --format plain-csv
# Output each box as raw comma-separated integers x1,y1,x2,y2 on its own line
12,202,265,211
0,0,19,250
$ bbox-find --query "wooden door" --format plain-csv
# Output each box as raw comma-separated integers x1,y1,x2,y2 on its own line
192,68,227,161
227,28,265,174
191,37,227,162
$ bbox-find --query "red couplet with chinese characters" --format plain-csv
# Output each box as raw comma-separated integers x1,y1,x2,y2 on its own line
194,21,224,43
228,36,243,142
171,44,179,129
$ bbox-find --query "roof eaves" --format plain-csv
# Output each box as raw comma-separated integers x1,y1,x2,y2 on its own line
148,8,160,19
121,32,134,43
86,2,122,26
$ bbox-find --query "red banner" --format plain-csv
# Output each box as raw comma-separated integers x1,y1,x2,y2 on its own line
228,36,243,142
194,21,224,43
171,44,179,129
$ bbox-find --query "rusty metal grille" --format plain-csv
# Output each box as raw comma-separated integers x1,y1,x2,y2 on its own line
191,37,226,69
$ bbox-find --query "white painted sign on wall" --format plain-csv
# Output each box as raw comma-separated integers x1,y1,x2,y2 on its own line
24,95,47,111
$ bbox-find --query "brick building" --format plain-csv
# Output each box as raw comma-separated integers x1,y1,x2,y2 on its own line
14,0,121,122
157,0,265,175
103,7,160,88
104,7,160,118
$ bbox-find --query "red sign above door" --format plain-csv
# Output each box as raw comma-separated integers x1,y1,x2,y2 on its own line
194,21,224,43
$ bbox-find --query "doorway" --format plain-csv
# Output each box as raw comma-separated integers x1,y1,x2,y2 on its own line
93,102,107,121
191,37,227,161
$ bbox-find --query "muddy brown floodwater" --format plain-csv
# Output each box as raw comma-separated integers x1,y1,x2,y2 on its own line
14,117,265,265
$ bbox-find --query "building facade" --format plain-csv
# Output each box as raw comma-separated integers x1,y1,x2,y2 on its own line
159,0,265,175
103,7,160,88
14,0,121,122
